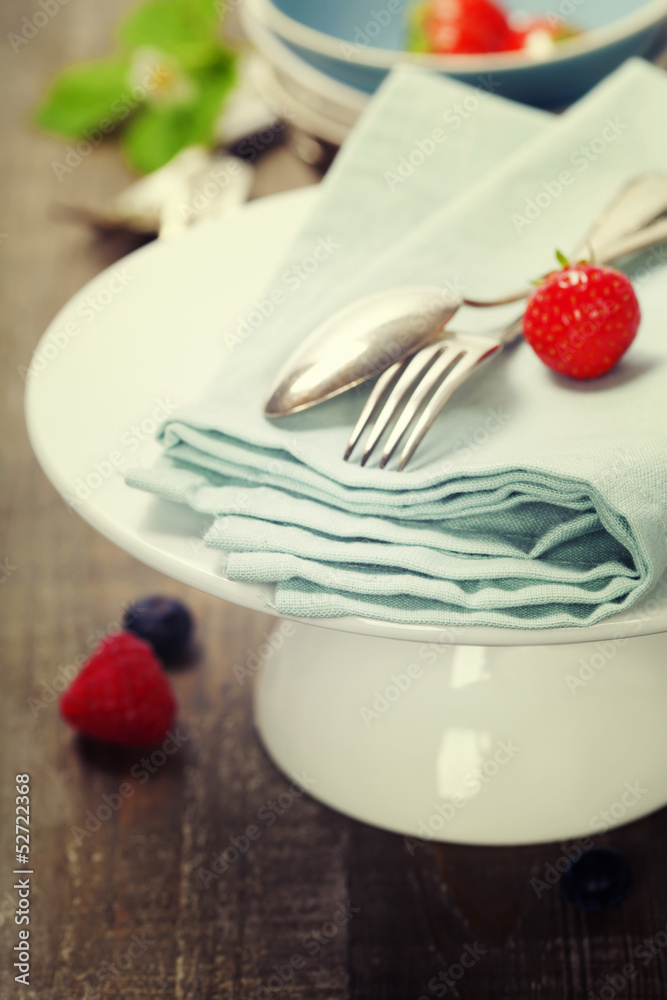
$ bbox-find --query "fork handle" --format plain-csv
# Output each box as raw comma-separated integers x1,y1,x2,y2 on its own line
466,215,667,317
496,315,525,345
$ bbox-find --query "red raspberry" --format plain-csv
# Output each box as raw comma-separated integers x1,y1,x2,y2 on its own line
59,632,177,746
523,261,641,379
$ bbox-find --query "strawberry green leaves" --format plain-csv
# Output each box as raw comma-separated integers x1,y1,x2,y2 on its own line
35,57,131,137
406,2,431,53
119,0,224,62
34,0,237,173
120,53,235,172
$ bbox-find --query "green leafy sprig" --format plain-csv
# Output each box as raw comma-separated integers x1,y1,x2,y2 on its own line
35,0,237,173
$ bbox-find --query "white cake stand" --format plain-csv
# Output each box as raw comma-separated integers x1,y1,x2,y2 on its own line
25,188,667,846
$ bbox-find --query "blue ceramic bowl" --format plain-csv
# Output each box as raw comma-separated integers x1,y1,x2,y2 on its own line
249,0,667,108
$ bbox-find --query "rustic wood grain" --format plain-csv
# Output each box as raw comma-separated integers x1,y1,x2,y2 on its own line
2,1,667,997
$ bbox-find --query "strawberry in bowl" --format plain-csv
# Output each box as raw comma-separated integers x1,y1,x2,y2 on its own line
407,0,581,56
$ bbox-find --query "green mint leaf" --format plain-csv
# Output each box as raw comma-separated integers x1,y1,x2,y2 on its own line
34,56,130,137
189,0,223,29
119,0,222,61
187,55,237,132
120,56,235,173
120,106,193,173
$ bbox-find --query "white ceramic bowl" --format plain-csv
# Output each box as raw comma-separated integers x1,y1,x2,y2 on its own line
241,0,367,142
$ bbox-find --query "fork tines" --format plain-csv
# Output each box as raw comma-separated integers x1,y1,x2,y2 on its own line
344,337,501,471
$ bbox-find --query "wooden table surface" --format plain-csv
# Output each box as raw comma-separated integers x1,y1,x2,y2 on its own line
3,2,667,997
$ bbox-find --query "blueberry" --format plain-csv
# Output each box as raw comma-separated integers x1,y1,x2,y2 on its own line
123,596,193,664
562,848,632,912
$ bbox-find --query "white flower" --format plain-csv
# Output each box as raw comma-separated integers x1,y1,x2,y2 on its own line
129,46,197,107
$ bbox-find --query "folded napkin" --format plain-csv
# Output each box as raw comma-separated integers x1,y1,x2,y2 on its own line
128,58,667,629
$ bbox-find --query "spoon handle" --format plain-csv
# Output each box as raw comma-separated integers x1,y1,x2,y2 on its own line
465,174,667,310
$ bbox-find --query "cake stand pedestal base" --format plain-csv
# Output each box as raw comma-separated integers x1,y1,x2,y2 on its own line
254,623,667,845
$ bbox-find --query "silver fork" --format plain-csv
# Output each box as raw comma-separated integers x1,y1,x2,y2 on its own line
344,215,667,471
344,316,521,470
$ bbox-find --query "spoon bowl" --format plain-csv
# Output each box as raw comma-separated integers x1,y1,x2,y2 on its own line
264,285,462,417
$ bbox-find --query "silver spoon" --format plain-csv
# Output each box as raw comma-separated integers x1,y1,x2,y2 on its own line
264,285,463,417
265,174,667,419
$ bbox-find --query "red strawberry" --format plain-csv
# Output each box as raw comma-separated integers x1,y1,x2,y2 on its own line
423,0,514,54
523,258,641,380
60,632,176,746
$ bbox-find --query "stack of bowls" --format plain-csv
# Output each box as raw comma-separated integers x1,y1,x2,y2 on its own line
241,0,369,163
241,0,667,156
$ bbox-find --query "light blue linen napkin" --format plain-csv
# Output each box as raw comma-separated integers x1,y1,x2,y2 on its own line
127,59,667,629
